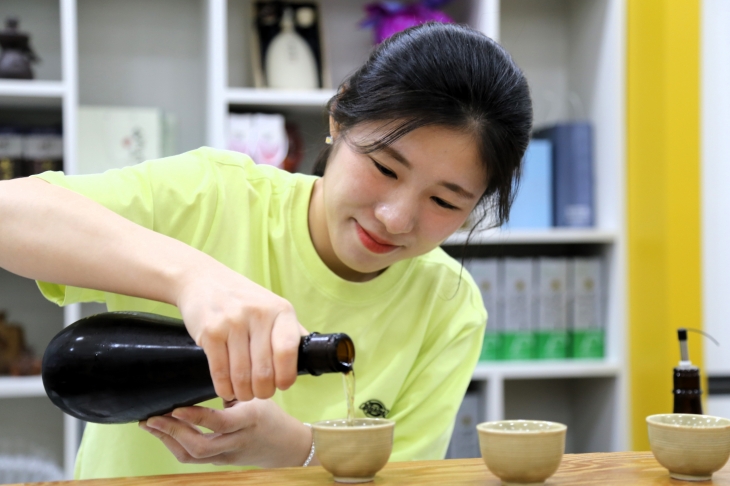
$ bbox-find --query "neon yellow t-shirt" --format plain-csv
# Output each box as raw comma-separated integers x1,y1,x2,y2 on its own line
34,147,486,479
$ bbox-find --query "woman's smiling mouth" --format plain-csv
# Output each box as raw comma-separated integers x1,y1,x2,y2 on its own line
354,221,400,254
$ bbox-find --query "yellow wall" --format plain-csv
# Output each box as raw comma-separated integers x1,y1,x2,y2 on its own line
627,0,703,450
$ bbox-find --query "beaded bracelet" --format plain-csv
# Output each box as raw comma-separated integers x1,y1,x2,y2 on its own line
302,423,316,467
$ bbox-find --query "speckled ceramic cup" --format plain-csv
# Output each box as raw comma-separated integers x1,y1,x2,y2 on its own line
312,418,395,483
477,420,567,485
647,414,730,481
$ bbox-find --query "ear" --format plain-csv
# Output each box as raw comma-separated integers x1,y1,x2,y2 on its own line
328,115,340,141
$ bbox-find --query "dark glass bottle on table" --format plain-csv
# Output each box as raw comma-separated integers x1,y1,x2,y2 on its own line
41,312,354,424
673,328,703,414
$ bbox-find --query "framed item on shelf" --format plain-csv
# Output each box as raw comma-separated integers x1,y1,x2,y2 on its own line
250,1,331,90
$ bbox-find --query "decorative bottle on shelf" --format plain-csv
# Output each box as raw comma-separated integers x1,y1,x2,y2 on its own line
0,17,39,79
673,328,703,414
264,7,318,89
41,312,354,424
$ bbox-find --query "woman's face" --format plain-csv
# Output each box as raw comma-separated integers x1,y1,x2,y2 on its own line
309,122,488,282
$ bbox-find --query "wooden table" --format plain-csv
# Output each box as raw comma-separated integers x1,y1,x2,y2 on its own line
27,452,730,485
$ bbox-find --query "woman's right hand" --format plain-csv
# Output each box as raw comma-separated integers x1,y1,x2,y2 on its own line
175,264,307,402
0,178,304,403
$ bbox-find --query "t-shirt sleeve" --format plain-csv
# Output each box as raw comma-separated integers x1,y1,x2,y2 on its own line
31,147,239,306
388,282,487,461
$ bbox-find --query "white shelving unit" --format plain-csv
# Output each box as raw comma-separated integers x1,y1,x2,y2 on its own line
0,376,46,399
0,0,77,479
0,80,65,106
226,87,335,108
445,228,618,246
0,0,627,478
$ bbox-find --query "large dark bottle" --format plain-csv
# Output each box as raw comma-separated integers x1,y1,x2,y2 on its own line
673,328,703,414
41,312,354,424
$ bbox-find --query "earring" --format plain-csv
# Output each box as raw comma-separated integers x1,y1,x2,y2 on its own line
325,136,333,145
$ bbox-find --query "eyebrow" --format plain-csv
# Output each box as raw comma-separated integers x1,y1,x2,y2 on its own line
378,145,477,200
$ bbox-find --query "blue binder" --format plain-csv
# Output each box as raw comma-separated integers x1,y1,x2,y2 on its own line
533,122,594,227
506,139,552,229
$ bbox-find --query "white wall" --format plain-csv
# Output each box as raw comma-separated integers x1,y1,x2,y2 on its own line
702,0,730,375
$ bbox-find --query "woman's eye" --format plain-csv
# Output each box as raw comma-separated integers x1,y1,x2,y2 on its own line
433,197,458,210
371,159,397,179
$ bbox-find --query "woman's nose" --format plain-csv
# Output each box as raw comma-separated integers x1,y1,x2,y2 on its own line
374,198,417,235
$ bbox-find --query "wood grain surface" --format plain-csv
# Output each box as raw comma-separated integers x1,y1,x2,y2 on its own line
24,451,730,485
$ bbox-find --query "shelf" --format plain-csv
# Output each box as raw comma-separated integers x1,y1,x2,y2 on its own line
227,87,335,110
472,360,622,381
0,80,65,107
443,228,618,246
0,375,46,398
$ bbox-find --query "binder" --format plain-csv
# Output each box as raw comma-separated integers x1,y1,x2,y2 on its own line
507,139,552,229
569,258,604,358
533,122,594,227
535,258,569,359
501,258,535,360
467,259,501,361
446,390,481,459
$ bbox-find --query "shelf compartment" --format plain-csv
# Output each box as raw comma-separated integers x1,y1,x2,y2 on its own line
0,375,46,398
472,359,621,380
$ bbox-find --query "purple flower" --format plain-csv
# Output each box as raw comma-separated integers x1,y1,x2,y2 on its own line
361,0,454,44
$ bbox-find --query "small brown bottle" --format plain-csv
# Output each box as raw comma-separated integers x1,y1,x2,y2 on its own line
673,328,703,414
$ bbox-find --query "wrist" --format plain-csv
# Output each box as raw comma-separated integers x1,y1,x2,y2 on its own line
302,423,316,467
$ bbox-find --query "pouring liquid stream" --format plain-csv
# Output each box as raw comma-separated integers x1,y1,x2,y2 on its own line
343,370,355,425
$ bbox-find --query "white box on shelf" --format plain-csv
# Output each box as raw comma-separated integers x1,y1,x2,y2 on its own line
77,106,176,175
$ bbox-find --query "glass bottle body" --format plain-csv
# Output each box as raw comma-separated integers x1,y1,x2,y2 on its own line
42,312,354,423
673,367,703,414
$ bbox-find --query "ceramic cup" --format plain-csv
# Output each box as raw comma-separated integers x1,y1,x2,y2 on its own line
312,418,395,483
477,420,567,485
647,413,730,481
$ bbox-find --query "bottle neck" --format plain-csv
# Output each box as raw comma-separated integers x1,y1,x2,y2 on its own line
297,332,354,376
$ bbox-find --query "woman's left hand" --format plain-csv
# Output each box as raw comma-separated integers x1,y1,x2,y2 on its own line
139,399,317,468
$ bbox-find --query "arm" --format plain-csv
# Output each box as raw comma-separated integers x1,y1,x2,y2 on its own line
0,177,207,305
0,173,303,401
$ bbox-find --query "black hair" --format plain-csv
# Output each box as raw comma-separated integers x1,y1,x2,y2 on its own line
313,22,533,229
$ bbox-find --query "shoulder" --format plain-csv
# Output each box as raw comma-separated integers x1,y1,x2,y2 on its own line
143,147,317,197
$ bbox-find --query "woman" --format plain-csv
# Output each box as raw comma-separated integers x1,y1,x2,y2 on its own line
0,22,531,478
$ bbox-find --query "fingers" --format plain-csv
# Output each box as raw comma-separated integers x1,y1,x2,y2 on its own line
141,404,259,462
249,314,275,399
140,418,218,463
171,404,256,435
202,335,235,402
271,312,304,391
181,279,304,401
228,330,253,402
248,303,304,397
